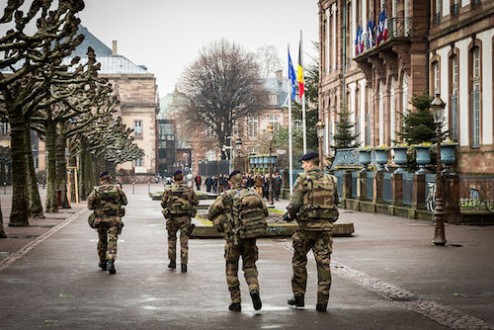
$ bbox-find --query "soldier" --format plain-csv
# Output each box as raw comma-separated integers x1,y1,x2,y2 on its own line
161,170,199,273
87,171,128,275
283,151,339,312
207,170,268,312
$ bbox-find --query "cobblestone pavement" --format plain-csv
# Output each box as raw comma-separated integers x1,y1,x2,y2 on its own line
1,183,493,329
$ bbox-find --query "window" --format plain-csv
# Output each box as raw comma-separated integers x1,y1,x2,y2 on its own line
449,54,459,141
451,0,460,15
135,158,143,167
134,120,143,138
268,115,280,130
432,61,440,94
1,121,8,135
247,115,258,138
434,0,442,24
269,94,278,105
205,125,216,138
471,47,481,147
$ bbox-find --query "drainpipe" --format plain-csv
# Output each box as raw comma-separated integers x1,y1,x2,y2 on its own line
425,0,430,92
342,0,347,112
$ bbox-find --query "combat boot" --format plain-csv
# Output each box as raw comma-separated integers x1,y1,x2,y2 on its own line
168,260,176,269
316,303,327,313
98,261,107,271
287,295,304,307
107,260,116,275
228,302,241,312
181,264,187,273
184,223,196,237
250,290,262,310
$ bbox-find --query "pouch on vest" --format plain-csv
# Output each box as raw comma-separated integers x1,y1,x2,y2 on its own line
96,186,122,217
168,186,193,216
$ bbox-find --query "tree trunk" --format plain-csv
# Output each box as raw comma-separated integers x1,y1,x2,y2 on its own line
8,114,30,227
0,201,6,238
56,131,70,208
79,138,89,200
26,127,44,218
45,121,59,213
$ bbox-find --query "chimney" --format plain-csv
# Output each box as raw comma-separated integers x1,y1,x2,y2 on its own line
275,69,283,81
112,40,118,56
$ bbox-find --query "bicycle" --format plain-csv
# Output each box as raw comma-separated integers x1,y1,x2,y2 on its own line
426,182,436,212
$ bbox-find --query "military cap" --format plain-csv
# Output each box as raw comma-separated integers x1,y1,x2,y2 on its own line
173,170,183,177
99,171,110,178
301,151,319,161
228,170,241,180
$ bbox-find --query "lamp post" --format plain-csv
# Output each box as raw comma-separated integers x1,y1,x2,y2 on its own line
316,121,325,169
431,93,447,246
267,123,274,205
235,137,243,172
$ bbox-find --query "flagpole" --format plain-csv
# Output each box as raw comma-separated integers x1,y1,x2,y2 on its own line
300,30,307,154
287,45,294,195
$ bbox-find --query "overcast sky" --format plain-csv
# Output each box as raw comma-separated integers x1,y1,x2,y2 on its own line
77,0,319,97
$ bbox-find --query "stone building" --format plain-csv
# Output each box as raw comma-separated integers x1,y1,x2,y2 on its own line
318,0,494,174
165,71,292,175
73,26,160,178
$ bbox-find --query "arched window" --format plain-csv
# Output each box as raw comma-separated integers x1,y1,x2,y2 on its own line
470,45,481,147
449,50,459,142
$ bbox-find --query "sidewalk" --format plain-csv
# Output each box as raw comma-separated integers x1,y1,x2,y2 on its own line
1,183,493,329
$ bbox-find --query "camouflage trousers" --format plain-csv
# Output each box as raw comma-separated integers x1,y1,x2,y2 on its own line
97,217,121,262
166,216,192,265
291,229,333,306
224,238,259,303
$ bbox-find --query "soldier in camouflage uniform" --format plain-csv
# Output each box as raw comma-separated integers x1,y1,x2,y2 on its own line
283,151,339,312
207,170,268,312
161,170,199,273
87,171,128,275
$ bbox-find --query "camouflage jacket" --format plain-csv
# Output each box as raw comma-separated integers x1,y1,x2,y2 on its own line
87,184,128,220
286,168,338,231
161,181,199,218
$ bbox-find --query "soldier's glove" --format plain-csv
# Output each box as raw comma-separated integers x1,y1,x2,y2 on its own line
162,208,171,219
282,213,294,222
117,222,124,235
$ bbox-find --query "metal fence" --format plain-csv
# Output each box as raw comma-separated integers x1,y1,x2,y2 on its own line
459,175,494,213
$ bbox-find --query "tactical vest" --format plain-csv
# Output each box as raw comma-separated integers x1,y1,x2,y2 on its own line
167,183,194,216
95,185,123,217
298,173,338,224
228,188,267,240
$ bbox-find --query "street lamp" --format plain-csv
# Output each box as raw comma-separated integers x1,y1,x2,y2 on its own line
430,93,447,246
235,137,243,172
316,121,325,169
267,123,274,205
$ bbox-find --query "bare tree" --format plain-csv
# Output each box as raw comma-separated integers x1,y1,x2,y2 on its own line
0,0,85,226
255,45,282,79
179,39,268,159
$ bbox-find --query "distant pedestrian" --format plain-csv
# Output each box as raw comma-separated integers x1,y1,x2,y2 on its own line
207,170,269,312
254,174,263,196
272,171,283,201
205,176,213,193
161,170,199,273
194,175,202,190
87,171,128,275
283,151,339,312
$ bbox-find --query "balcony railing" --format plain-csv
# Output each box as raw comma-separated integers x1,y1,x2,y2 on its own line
356,17,412,56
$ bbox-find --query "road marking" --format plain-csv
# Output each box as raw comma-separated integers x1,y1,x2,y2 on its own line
0,208,88,272
275,240,494,330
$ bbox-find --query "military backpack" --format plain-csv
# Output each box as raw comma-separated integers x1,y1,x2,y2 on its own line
299,173,339,222
229,188,267,240
94,185,124,217
166,184,195,216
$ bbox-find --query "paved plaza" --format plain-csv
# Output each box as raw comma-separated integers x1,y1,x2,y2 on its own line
0,183,493,329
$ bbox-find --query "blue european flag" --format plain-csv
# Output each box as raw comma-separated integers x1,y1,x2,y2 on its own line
288,49,297,100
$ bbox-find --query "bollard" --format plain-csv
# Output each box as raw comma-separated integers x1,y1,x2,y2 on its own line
3,182,6,195
148,182,150,193
132,182,135,195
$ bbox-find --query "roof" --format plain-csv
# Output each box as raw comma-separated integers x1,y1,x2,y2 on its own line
263,77,290,108
70,25,149,74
